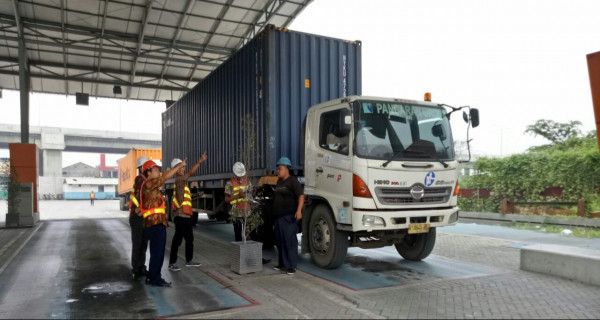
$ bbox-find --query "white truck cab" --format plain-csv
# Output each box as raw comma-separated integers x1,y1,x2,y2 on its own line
301,95,479,269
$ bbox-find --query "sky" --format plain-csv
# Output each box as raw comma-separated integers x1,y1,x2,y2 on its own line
1,0,599,167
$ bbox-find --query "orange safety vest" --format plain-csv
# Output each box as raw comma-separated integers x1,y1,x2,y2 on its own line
139,180,167,227
172,186,193,216
229,177,250,211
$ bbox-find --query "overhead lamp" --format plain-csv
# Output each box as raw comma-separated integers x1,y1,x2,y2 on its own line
113,85,122,95
76,92,89,106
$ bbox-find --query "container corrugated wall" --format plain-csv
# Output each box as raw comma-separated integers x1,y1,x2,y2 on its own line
162,26,361,183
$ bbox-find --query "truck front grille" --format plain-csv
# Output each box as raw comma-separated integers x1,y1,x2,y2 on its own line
376,186,451,205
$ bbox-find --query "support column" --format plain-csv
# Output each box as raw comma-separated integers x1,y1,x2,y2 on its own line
19,40,29,144
39,129,65,197
13,0,30,143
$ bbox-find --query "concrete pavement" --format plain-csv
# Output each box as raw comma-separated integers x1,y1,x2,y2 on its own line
0,201,599,318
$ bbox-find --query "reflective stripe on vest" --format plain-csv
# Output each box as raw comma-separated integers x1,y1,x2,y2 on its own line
173,186,193,215
130,193,140,208
229,178,250,209
142,206,166,219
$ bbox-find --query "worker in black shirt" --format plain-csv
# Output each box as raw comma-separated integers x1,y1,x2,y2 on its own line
272,157,304,275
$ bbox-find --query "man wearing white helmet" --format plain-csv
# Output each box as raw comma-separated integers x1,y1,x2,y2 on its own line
168,152,208,272
129,155,148,280
224,162,251,242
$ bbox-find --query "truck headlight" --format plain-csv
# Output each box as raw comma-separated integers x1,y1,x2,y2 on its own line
449,211,459,223
363,215,385,227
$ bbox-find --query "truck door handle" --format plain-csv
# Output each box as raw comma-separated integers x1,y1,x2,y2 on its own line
316,167,324,174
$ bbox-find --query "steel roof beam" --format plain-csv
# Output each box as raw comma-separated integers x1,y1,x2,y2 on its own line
183,0,233,88
10,0,249,42
127,0,153,99
282,0,312,28
109,0,296,18
0,56,205,83
0,69,189,92
237,0,286,48
0,33,220,68
0,14,233,56
153,0,195,101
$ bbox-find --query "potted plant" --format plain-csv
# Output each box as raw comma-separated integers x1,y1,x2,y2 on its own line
229,114,265,274
229,190,264,274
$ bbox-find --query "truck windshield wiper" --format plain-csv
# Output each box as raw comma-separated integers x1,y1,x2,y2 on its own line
381,149,425,167
382,149,449,168
381,150,404,168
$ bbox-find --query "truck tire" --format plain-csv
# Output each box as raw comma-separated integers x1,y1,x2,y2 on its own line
309,204,348,269
394,227,436,261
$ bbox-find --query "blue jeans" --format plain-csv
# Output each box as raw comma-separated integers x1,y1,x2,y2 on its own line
144,224,166,284
274,215,298,269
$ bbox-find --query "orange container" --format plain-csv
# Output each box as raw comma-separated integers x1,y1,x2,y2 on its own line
117,148,162,196
587,51,600,149
9,143,39,213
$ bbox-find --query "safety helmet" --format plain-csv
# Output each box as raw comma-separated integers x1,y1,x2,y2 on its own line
233,162,246,177
276,157,292,168
136,156,149,168
171,158,183,168
142,160,161,173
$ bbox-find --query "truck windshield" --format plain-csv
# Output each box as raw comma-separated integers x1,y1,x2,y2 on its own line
353,101,454,161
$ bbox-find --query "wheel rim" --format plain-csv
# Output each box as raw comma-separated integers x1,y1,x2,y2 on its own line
311,218,331,254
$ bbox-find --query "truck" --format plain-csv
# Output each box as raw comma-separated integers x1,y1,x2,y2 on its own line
117,148,162,211
162,26,480,269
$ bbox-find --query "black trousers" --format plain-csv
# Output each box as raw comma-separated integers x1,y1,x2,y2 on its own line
129,214,147,273
233,220,243,242
274,215,299,269
169,216,194,264
144,224,166,284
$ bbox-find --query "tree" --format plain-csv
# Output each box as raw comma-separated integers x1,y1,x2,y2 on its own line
525,119,582,144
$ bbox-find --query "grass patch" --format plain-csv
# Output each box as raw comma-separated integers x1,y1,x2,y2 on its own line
512,222,600,239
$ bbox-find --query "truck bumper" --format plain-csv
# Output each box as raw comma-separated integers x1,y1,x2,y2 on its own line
347,207,459,232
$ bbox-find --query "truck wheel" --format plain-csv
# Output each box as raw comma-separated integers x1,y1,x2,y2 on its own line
309,204,348,269
394,228,436,261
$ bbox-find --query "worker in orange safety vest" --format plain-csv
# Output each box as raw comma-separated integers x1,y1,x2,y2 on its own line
168,152,208,271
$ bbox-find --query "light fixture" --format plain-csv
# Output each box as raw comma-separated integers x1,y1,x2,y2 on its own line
76,92,89,106
113,85,122,95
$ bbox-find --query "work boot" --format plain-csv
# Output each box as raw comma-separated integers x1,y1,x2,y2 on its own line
168,264,181,272
147,278,171,287
262,258,271,265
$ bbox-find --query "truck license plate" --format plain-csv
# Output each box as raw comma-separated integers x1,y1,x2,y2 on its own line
408,223,430,234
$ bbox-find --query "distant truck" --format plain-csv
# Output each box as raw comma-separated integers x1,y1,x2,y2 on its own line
162,26,480,269
117,148,162,211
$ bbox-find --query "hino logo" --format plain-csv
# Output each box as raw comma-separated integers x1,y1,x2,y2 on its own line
410,184,425,200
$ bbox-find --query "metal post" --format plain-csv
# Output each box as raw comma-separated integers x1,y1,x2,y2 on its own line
13,0,29,143
19,39,29,143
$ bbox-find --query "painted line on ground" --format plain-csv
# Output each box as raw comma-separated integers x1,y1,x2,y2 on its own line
0,222,43,275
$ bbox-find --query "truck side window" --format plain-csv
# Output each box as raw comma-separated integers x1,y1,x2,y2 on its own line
319,109,350,156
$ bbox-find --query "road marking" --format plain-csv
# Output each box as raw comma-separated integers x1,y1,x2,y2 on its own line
0,222,43,275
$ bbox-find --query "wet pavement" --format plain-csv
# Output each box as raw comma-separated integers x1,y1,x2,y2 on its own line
198,221,502,291
0,219,251,319
1,202,599,319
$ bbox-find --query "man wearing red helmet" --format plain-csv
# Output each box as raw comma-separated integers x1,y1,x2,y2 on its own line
139,159,185,287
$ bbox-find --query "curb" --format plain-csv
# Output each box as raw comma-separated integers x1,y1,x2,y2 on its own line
459,211,600,228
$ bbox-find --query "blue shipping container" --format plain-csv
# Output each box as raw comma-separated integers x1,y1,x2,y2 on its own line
162,25,362,184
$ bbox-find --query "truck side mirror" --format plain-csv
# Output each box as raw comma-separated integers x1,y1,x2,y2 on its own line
338,109,352,136
469,108,480,128
432,123,447,141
